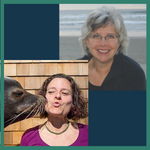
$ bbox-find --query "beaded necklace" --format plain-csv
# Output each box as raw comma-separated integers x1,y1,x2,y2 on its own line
45,121,70,135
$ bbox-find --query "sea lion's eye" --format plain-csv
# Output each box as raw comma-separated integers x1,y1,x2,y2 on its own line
12,90,24,97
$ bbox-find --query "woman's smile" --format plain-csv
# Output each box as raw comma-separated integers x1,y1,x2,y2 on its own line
86,24,120,64
96,49,110,54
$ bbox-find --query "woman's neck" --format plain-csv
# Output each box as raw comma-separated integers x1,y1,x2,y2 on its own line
47,115,68,130
88,57,114,86
89,57,113,74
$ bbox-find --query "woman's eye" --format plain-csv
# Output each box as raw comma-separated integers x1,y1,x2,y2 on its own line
93,34,100,39
48,91,55,94
61,90,71,96
107,34,115,39
62,92,69,95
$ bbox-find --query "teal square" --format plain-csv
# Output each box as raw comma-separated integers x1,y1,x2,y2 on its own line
1,0,149,150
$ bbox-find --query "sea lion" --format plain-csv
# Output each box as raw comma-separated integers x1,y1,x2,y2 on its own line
4,77,46,127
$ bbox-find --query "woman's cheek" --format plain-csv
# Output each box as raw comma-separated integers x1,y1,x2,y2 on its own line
86,39,96,49
45,103,49,112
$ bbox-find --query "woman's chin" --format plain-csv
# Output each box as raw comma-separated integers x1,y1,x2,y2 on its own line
49,111,62,116
96,57,112,64
92,54,113,64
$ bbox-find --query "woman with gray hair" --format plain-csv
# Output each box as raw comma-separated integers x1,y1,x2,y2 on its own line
80,6,146,90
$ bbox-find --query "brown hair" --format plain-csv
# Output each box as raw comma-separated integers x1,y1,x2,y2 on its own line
39,73,87,120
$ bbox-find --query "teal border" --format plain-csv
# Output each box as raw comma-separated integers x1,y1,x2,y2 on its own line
0,0,149,150
0,0,4,147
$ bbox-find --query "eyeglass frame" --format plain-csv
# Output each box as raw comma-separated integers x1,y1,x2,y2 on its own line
88,33,119,42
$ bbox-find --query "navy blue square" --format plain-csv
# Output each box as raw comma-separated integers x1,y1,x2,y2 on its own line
89,90,146,146
4,4,59,60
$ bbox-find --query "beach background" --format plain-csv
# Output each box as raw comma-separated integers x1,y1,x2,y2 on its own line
59,4,146,74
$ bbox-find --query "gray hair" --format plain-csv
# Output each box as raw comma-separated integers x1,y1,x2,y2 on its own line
80,6,129,55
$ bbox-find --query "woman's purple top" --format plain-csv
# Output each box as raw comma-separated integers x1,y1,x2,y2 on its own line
20,123,88,146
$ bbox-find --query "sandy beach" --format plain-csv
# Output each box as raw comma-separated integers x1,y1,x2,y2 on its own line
59,35,146,74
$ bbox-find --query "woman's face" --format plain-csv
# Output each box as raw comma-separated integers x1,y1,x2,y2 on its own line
86,24,120,64
45,78,73,117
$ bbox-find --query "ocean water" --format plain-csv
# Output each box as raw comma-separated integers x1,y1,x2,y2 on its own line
60,9,146,35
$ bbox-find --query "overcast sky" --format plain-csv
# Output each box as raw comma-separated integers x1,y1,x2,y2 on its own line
60,4,146,10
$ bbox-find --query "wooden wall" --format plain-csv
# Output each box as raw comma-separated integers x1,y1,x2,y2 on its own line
4,60,88,146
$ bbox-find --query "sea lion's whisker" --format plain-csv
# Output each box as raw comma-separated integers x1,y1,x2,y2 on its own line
40,104,44,114
32,104,42,118
5,105,33,124
39,105,43,114
38,102,45,115
31,102,45,118
24,105,38,120
5,98,45,126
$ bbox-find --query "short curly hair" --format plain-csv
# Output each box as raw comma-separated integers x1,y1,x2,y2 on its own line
39,73,87,120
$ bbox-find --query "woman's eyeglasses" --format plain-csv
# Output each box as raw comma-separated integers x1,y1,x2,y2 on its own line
89,33,119,42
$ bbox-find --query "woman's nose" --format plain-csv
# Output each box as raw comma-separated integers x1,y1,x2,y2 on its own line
55,91,61,99
100,38,108,45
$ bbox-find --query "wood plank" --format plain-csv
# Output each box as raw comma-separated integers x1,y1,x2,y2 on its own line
4,122,21,131
4,64,16,76
4,132,24,145
15,62,88,76
16,64,30,76
13,77,25,88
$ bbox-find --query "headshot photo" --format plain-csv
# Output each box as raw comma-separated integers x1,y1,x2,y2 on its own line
4,60,88,146
60,4,146,91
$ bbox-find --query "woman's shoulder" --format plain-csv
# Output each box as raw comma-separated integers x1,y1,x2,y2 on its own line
20,125,40,146
116,53,144,73
71,123,88,146
72,122,88,132
114,53,146,90
22,125,39,136
77,123,88,128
